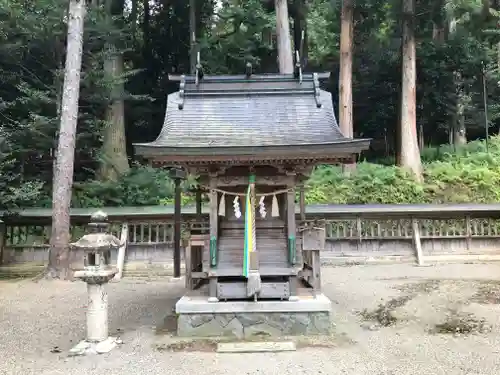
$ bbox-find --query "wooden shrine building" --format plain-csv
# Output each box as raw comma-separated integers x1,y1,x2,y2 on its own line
134,68,370,337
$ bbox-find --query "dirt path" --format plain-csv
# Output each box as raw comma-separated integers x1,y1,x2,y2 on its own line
2,263,500,375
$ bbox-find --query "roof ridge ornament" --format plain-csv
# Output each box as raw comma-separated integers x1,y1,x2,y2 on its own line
294,51,302,84
294,30,305,84
195,51,204,86
313,73,322,108
178,74,186,109
178,75,185,110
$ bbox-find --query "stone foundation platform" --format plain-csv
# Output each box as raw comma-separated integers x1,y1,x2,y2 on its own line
175,293,332,338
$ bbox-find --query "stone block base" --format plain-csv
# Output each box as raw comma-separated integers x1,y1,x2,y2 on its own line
175,294,332,338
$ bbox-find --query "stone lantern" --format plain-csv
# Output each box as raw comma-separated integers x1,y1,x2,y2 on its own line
69,210,122,356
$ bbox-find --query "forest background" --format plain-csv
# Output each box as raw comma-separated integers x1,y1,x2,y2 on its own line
2,0,500,211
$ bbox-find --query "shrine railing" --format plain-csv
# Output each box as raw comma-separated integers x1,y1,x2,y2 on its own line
2,203,500,266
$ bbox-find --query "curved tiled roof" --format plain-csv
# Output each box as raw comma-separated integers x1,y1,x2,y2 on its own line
134,73,370,160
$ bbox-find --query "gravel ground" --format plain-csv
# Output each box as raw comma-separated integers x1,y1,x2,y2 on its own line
2,263,500,375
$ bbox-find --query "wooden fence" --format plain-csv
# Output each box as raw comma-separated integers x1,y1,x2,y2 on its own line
2,204,500,273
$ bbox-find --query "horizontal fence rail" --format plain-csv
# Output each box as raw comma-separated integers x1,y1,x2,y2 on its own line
4,203,500,223
2,204,500,267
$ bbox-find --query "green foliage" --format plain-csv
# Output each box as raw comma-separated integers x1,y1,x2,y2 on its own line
307,136,500,204
0,161,43,210
3,0,500,211
200,0,275,73
69,165,199,208
64,137,500,207
306,163,426,204
0,0,143,195
0,134,43,210
307,0,339,65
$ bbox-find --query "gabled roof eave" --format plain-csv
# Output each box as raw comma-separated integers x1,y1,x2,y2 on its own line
134,139,371,159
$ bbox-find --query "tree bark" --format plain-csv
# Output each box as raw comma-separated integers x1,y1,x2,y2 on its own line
431,0,445,43
99,0,129,181
48,0,86,280
398,0,423,181
418,124,424,151
189,0,197,74
429,0,445,150
448,18,467,146
482,0,491,20
339,0,354,139
142,0,152,83
432,23,445,43
130,0,138,35
497,1,500,134
339,0,355,174
143,0,150,56
275,0,294,74
452,98,467,146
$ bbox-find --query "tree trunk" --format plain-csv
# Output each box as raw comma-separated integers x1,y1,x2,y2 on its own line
432,23,445,43
339,0,353,139
130,0,138,35
293,0,308,66
98,0,129,181
142,0,152,84
143,0,150,56
482,0,491,19
452,98,467,146
498,41,500,71
48,0,86,280
448,18,467,146
395,76,401,163
398,0,423,181
275,0,294,74
496,1,500,74
339,0,355,174
189,0,197,74
418,124,424,151
100,50,129,180
431,0,445,43
430,0,445,150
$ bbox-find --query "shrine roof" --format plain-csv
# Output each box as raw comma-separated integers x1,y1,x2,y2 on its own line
134,73,370,163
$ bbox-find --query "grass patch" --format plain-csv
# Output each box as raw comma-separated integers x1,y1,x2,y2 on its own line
396,280,441,294
433,310,491,335
0,272,27,280
361,295,413,327
361,280,442,327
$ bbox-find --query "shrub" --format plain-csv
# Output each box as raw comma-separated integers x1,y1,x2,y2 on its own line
71,165,198,208
59,136,500,207
0,139,43,210
306,163,426,204
306,136,500,204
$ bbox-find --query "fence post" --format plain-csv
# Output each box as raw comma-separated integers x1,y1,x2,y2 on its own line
356,216,362,243
465,216,472,251
412,219,424,266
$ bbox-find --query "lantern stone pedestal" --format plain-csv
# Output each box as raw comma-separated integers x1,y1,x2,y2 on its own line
69,269,119,356
69,211,122,356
